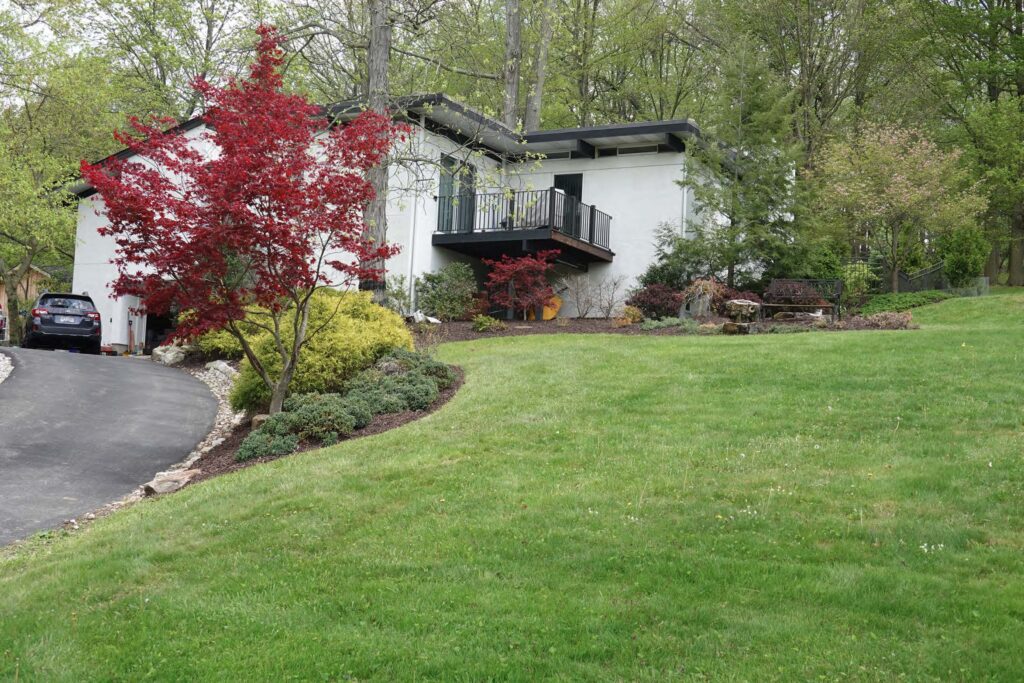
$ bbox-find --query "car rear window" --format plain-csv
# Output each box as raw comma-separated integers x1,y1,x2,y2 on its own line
40,296,96,311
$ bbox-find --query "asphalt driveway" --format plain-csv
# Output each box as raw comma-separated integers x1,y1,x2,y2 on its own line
0,348,217,545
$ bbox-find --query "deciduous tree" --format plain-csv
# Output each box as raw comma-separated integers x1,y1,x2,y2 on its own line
815,125,986,292
81,27,404,412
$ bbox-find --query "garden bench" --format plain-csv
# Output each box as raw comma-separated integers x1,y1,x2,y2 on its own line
760,279,843,322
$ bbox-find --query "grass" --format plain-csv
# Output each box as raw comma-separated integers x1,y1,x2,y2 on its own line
2,292,1024,680
858,289,954,315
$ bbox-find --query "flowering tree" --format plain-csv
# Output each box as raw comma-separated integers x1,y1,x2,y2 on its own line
81,27,405,413
483,250,559,318
815,126,986,292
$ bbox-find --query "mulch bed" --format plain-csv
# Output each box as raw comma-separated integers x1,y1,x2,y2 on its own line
187,367,464,485
412,313,913,344
413,317,731,344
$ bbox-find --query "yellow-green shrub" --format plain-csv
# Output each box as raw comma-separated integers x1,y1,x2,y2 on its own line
195,327,245,359
229,290,413,411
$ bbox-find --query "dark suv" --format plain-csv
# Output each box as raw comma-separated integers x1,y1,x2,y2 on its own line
23,293,102,354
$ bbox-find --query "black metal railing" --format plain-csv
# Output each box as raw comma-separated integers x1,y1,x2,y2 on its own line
435,187,612,250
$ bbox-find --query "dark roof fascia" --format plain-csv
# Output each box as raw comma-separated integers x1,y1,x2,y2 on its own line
74,95,705,198
73,116,208,198
523,119,701,144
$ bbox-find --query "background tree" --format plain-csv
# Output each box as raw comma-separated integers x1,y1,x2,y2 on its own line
962,96,1024,285
914,0,1024,284
81,28,404,413
682,36,802,288
815,125,986,292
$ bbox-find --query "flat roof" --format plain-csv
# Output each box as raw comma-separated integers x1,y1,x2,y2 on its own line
72,93,702,196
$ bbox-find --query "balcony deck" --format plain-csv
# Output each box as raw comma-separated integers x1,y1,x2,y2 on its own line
432,188,614,266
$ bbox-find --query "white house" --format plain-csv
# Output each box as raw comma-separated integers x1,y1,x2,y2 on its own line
71,94,707,352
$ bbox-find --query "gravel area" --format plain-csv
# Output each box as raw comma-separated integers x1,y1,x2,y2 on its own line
0,351,11,384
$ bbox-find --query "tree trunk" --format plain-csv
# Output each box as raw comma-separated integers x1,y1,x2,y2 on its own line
1,250,37,346
502,0,522,130
4,290,23,345
1009,205,1024,286
362,0,392,303
269,379,289,415
524,0,553,132
890,266,900,294
984,241,1002,282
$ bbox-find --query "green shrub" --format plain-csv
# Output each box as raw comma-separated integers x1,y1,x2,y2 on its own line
194,327,245,360
859,290,953,316
230,290,413,412
840,262,879,307
288,398,358,443
375,349,457,389
939,226,990,288
416,263,478,320
472,314,507,333
260,411,302,437
236,431,299,462
345,369,440,412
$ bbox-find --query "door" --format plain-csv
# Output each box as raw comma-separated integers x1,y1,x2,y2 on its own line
439,156,477,234
438,157,456,232
457,163,477,233
553,173,583,237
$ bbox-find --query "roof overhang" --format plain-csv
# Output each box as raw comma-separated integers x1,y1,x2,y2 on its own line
71,93,702,197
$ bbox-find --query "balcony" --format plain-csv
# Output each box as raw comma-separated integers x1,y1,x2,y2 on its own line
432,188,614,266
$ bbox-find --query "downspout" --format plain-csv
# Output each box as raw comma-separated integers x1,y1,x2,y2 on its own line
681,141,689,238
405,113,428,310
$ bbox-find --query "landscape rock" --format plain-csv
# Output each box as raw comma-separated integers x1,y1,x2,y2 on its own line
152,345,187,366
412,311,441,324
722,322,751,335
205,360,238,379
725,299,760,322
376,359,404,375
143,469,200,496
0,352,12,384
251,414,270,429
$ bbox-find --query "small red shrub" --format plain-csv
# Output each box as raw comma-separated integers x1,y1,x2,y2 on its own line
483,250,560,316
626,283,684,319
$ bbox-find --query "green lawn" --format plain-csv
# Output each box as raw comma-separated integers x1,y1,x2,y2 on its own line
2,293,1024,681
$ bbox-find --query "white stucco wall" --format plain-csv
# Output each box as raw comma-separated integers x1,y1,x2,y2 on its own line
506,151,700,313
383,126,503,307
72,195,145,351
72,118,707,330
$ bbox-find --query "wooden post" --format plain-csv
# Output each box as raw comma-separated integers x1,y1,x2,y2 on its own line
548,187,557,231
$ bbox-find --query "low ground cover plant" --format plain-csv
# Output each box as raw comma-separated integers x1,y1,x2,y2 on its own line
639,317,701,333
236,349,456,461
838,311,916,330
859,290,953,315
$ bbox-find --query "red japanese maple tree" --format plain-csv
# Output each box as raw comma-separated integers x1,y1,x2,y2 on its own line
483,250,560,319
81,26,405,412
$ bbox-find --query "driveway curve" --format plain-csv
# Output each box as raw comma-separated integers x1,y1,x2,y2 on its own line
0,348,217,545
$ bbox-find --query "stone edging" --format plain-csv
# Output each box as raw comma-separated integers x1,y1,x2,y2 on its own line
56,360,244,534
0,350,12,384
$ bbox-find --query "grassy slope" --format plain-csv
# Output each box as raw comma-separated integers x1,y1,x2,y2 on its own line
2,293,1023,681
